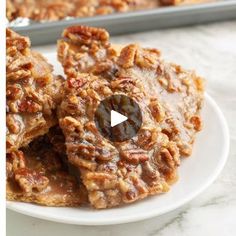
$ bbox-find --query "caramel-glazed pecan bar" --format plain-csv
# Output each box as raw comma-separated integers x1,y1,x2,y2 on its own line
6,135,87,206
6,29,63,153
5,29,87,208
7,0,158,22
57,26,204,208
7,0,210,22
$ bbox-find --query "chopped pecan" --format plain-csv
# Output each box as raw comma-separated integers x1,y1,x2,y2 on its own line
6,114,22,134
136,128,158,150
6,151,26,179
69,156,97,171
63,25,109,45
59,116,83,134
93,61,118,79
135,48,161,69
120,149,149,165
117,44,137,68
111,77,136,91
142,161,160,180
155,142,180,182
190,115,202,131
15,168,49,193
6,84,23,100
18,97,42,113
149,98,165,122
194,76,205,92
67,77,86,89
178,142,193,156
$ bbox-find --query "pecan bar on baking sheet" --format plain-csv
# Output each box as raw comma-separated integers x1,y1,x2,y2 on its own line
6,135,87,206
6,0,210,22
6,29,63,153
57,25,204,209
7,0,158,22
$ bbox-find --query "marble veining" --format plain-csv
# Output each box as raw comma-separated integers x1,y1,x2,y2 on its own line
7,20,236,236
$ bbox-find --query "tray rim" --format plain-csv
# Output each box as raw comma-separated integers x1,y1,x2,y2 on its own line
10,0,236,32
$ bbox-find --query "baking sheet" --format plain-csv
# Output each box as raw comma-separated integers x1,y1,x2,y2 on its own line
9,0,236,45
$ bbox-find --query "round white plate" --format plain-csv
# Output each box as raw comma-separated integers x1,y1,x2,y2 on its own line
7,93,230,225
7,53,230,225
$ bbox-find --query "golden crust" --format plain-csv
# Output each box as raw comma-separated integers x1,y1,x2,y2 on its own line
6,136,87,207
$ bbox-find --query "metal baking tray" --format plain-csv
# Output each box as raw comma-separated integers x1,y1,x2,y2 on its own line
10,0,236,45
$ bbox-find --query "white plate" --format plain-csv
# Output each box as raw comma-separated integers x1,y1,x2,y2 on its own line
7,53,230,225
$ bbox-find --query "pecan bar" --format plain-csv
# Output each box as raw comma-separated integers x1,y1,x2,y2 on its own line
7,0,158,22
6,29,63,153
6,135,87,206
58,25,204,156
58,73,175,209
57,26,204,208
6,0,211,22
6,0,211,21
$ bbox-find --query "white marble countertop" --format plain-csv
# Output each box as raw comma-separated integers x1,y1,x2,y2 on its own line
7,20,236,236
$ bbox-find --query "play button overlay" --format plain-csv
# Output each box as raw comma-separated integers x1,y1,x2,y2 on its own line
94,95,142,142
111,110,128,127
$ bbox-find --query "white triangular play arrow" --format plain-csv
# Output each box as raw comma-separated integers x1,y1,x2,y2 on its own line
111,110,128,127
